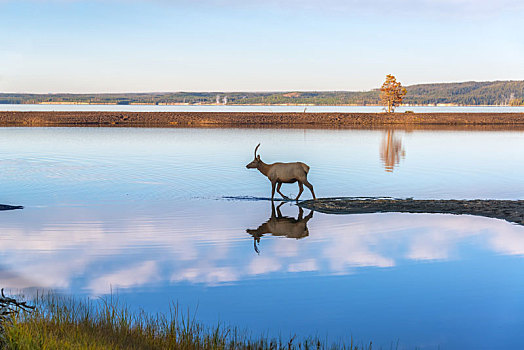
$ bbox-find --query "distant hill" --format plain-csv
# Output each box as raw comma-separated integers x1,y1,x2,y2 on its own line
404,81,524,106
1,80,523,106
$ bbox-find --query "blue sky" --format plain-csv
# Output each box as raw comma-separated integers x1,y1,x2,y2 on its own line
1,0,523,92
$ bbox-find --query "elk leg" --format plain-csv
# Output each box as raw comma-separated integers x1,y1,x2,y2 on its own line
276,202,284,217
271,181,276,201
296,182,304,201
305,210,314,221
304,180,316,200
276,182,289,200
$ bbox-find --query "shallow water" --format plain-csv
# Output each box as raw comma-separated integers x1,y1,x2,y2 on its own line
1,127,524,349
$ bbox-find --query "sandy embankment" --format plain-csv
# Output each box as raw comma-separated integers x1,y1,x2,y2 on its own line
1,111,524,128
298,198,524,225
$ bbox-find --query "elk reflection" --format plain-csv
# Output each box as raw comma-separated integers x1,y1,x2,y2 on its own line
380,130,405,172
246,202,314,254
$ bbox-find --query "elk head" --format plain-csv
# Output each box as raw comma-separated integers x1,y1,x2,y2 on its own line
246,143,262,169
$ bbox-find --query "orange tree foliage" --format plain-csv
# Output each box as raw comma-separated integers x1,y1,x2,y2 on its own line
380,74,407,113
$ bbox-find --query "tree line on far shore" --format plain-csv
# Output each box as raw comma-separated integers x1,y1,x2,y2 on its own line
1,80,523,106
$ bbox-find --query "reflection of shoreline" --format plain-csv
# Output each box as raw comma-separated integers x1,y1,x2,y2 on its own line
246,202,313,253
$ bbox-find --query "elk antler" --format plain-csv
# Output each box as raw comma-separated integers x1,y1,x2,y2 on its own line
254,143,261,158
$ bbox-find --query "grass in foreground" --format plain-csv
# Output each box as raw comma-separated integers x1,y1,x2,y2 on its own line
0,293,374,350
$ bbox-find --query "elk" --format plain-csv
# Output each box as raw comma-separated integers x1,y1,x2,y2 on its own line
246,202,314,254
246,143,316,201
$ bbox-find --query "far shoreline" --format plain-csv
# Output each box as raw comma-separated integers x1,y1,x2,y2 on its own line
2,111,524,129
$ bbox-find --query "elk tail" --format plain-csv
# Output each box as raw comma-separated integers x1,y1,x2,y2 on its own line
300,163,310,174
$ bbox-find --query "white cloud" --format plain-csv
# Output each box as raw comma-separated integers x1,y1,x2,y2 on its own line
87,261,159,294
171,266,239,285
288,259,318,272
247,256,282,275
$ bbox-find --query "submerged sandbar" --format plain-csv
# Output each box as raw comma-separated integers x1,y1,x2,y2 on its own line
0,204,23,211
298,198,524,225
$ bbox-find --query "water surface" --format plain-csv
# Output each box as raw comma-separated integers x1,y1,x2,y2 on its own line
1,127,523,349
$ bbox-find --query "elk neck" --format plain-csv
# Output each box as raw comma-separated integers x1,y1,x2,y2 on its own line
256,160,271,177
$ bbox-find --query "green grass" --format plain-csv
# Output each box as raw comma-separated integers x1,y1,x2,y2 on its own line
0,293,374,350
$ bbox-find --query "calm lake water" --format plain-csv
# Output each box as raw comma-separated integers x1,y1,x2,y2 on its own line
2,103,524,113
1,127,524,349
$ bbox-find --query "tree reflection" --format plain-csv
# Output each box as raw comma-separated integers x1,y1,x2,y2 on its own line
380,130,405,172
246,202,314,254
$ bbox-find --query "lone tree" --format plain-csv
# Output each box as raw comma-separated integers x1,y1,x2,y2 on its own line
380,74,407,113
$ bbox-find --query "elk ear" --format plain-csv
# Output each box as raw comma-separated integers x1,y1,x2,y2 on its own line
257,155,260,160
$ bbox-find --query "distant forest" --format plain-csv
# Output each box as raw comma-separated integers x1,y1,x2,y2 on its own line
1,80,524,106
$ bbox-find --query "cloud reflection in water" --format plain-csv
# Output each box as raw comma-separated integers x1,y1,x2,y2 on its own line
0,200,523,295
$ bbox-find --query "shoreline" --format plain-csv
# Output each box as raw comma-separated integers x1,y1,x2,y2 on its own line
2,111,524,128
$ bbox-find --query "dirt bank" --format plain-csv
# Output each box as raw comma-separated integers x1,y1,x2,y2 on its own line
298,198,524,225
1,111,524,128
